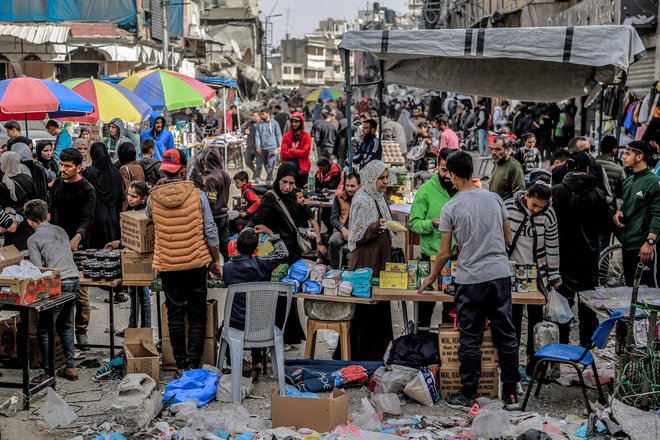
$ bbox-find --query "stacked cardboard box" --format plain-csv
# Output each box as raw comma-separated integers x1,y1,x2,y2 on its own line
438,324,499,399
120,211,155,282
161,300,219,370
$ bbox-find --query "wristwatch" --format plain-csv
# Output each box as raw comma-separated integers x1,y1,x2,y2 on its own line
647,237,656,246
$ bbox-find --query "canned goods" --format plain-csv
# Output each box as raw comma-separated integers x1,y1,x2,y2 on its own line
516,277,529,292
450,261,458,277
529,279,538,291
527,264,537,280
441,276,453,292
516,264,527,278
511,276,517,292
440,260,451,276
509,261,517,277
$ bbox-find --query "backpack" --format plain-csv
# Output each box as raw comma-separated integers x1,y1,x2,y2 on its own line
386,332,439,368
140,160,163,188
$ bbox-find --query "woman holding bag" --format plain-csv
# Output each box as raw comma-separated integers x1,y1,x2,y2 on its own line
248,163,306,346
504,180,561,374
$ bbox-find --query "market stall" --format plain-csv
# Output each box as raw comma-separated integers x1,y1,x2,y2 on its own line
338,25,647,168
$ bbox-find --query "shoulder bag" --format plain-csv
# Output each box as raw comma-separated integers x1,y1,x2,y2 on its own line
269,190,314,254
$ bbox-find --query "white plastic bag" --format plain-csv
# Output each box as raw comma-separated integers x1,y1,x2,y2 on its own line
35,388,78,428
545,289,574,324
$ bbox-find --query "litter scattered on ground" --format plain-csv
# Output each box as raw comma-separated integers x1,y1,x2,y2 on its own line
34,388,78,428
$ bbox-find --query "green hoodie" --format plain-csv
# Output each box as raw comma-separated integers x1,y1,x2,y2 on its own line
619,167,660,250
408,175,455,257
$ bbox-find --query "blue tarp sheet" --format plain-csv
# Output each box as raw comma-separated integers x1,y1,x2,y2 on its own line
0,0,137,25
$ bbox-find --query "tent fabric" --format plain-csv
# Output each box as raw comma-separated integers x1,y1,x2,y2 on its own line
339,25,647,101
0,25,70,44
100,76,237,89
0,0,136,25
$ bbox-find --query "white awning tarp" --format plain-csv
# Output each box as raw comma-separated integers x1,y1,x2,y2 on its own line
0,24,70,44
339,25,647,101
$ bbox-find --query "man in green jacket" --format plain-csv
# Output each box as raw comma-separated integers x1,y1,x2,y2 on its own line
614,141,660,287
409,148,457,329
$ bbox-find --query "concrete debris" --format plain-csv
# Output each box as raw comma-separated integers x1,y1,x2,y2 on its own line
611,398,660,440
109,373,161,434
0,395,18,417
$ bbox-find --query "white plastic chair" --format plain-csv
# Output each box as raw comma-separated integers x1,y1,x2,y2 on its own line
216,282,292,403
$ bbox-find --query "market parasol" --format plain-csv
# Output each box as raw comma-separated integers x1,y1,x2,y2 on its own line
0,76,94,135
305,87,343,102
60,78,152,124
118,69,215,111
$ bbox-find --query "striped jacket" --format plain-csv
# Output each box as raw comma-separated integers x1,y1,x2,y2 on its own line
505,191,561,291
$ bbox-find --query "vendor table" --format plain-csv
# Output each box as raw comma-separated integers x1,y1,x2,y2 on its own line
295,292,376,304
78,277,122,359
372,287,546,334
0,292,77,409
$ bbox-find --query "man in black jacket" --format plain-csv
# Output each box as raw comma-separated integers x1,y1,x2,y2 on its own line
552,151,610,346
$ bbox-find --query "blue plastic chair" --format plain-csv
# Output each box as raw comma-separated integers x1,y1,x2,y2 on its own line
521,312,623,413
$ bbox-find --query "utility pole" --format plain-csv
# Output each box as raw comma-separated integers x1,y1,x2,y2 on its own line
162,0,169,69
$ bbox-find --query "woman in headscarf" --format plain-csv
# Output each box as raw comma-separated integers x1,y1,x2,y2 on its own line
82,142,125,249
78,127,91,142
12,142,49,203
0,151,35,250
117,142,146,211
73,138,92,169
249,163,306,345
342,160,394,360
35,140,58,182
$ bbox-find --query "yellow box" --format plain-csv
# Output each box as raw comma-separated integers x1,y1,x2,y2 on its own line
385,262,407,273
379,271,408,289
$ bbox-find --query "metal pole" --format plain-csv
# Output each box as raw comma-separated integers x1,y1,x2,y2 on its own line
343,49,353,172
162,0,169,69
378,60,384,141
235,89,241,137
223,87,228,168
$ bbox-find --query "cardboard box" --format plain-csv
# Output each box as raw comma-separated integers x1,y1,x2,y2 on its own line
161,336,216,371
124,328,160,385
385,262,407,273
271,388,348,432
0,268,62,305
438,365,499,400
379,271,408,289
161,299,218,339
438,324,498,367
121,249,155,282
120,210,155,253
0,245,23,270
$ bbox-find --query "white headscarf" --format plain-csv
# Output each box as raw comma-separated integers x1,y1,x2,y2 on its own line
10,142,35,176
1,152,26,201
348,160,392,251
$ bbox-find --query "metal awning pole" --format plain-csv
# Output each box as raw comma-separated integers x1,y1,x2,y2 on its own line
343,49,353,172
222,86,228,168
378,60,384,141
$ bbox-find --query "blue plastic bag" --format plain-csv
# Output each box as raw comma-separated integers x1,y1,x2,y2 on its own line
288,259,313,282
92,434,127,440
163,369,219,406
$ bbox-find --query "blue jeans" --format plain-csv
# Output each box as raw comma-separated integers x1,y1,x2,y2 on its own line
477,129,489,157
38,278,79,371
128,286,152,329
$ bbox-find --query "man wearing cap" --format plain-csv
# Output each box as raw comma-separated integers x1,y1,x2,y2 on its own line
145,149,221,378
614,141,660,287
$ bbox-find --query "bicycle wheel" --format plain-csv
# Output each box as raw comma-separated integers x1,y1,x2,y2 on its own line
598,243,624,287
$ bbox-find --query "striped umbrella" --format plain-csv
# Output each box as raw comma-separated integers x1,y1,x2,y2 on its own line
304,87,343,102
61,78,152,124
119,69,216,111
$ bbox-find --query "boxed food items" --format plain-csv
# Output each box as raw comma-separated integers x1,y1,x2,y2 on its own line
438,324,498,366
0,252,62,305
385,262,407,273
407,260,419,289
120,249,154,282
438,365,499,400
120,210,155,253
379,271,407,289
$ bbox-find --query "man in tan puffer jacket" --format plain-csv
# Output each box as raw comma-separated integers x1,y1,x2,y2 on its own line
146,148,221,378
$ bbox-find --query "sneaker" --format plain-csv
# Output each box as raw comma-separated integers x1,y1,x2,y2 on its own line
503,391,521,411
445,392,475,412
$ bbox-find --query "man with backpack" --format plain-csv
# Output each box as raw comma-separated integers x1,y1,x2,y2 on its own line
552,151,610,346
139,139,163,187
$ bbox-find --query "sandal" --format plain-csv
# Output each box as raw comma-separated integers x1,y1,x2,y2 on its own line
56,367,78,381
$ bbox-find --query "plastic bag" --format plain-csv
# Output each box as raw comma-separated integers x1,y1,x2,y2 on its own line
302,280,322,294
470,404,513,438
546,289,574,324
370,365,418,395
163,369,219,406
402,367,440,406
370,393,402,416
351,397,381,431
35,388,78,428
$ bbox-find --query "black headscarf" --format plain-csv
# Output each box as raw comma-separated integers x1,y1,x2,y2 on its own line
117,142,137,165
35,140,58,175
273,163,298,206
83,142,124,204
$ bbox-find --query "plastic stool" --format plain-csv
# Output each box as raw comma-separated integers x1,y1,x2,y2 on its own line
304,319,351,360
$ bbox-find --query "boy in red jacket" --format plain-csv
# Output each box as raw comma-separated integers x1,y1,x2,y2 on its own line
279,112,312,188
231,171,261,232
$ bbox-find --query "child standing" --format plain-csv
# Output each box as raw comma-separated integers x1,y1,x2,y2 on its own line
514,133,542,174
222,225,288,381
106,182,152,335
25,199,79,382
230,171,261,233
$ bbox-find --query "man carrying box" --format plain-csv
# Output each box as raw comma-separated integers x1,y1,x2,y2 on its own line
145,149,222,379
419,150,521,411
